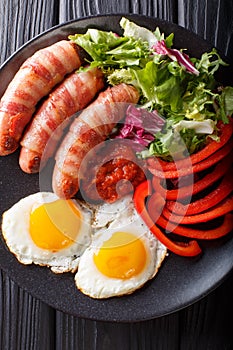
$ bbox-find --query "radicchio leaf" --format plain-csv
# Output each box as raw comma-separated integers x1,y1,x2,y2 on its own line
113,105,165,150
152,40,199,75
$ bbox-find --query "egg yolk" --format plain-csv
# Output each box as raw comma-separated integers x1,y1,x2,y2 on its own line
29,199,81,251
93,232,147,279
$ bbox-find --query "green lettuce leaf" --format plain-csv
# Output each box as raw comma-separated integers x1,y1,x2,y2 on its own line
69,28,150,70
216,86,233,123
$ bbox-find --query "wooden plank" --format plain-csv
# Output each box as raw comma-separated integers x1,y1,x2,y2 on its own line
0,0,58,64
0,270,55,349
177,0,233,60
58,0,178,23
55,310,181,350
178,273,233,349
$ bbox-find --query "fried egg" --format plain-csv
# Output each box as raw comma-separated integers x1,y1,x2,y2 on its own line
75,201,167,298
1,192,92,273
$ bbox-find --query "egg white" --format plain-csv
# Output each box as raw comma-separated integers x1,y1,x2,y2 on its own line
91,195,135,229
1,192,92,273
75,203,167,299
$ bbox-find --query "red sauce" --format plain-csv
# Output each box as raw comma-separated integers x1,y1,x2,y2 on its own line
80,140,147,203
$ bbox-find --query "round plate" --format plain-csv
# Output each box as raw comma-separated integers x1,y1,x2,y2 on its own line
0,14,232,322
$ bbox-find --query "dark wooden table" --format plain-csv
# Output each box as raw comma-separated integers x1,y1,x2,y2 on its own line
0,1,233,349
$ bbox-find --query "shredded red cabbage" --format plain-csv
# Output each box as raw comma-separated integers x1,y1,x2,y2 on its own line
152,40,199,75
113,105,165,150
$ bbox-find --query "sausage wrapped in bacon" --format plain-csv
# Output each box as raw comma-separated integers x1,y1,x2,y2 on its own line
52,83,140,199
19,67,105,173
0,40,86,155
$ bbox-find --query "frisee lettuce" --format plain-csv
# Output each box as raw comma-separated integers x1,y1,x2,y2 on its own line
69,17,233,160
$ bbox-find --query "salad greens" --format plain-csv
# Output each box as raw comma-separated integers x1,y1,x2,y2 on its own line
69,17,233,160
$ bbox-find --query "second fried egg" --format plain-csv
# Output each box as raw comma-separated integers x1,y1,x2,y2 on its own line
75,205,167,299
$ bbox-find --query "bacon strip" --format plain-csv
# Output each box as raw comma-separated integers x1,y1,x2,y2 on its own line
52,83,139,199
19,67,105,173
0,40,85,155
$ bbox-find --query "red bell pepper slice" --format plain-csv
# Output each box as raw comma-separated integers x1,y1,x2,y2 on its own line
162,195,233,225
155,213,233,240
152,153,232,200
166,171,233,216
133,180,202,257
148,139,232,178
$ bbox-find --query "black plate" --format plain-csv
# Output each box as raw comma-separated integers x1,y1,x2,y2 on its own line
0,14,232,322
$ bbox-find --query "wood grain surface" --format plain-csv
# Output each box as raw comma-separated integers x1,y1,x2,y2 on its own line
0,1,233,349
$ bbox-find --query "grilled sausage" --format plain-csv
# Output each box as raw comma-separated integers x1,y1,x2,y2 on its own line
0,40,85,155
52,83,139,199
19,67,105,173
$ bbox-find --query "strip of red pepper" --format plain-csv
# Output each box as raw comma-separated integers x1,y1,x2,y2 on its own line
155,213,233,240
133,180,202,257
147,119,233,173
162,195,233,224
152,153,232,200
148,139,232,178
166,171,233,216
